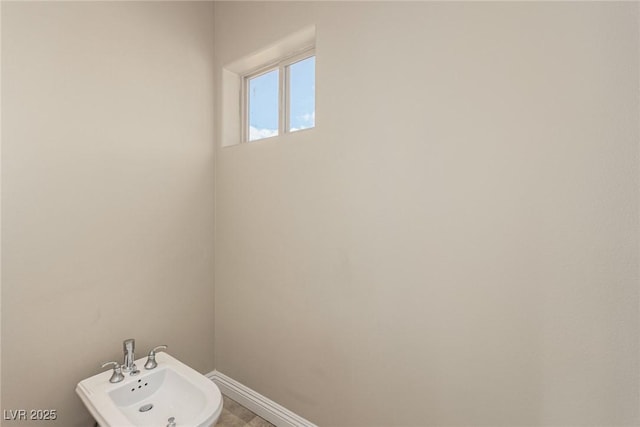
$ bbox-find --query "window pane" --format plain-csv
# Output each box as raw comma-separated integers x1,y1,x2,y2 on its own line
288,56,315,132
248,69,279,141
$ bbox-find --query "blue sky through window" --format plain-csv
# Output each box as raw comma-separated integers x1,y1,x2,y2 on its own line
248,69,279,141
289,56,315,131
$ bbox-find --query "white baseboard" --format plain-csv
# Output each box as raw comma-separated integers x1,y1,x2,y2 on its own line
206,371,317,427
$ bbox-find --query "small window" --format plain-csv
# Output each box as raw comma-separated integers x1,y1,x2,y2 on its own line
244,50,315,142
220,26,315,148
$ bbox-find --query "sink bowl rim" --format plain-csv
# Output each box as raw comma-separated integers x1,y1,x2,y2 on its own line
76,352,222,427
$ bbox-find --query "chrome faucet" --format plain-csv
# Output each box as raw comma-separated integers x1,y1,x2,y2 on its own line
144,345,168,370
101,361,125,383
122,338,139,375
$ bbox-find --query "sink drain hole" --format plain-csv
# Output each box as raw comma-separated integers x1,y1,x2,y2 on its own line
139,403,153,412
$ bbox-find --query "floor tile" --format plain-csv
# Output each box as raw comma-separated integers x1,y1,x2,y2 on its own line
222,395,257,423
216,407,248,427
247,416,276,427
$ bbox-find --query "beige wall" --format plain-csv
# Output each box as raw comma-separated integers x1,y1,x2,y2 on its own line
214,2,639,426
1,2,215,426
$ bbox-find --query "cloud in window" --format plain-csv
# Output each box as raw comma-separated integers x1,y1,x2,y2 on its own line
301,111,315,126
249,126,278,141
290,112,315,132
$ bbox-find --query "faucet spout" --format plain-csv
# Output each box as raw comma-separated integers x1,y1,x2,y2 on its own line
122,338,138,374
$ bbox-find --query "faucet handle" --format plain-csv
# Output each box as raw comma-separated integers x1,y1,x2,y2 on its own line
144,345,168,370
151,345,168,354
101,361,125,383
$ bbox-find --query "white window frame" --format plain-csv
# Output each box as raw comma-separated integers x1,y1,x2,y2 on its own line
241,47,315,143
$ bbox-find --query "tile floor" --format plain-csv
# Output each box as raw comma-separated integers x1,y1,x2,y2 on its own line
216,395,276,427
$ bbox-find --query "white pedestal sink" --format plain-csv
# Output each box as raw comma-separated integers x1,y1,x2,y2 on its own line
76,352,222,427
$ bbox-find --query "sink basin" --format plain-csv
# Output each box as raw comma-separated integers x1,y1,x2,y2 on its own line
76,352,222,427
